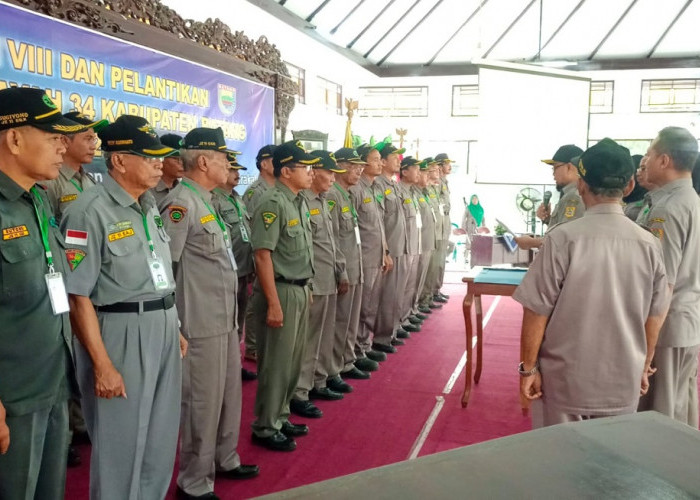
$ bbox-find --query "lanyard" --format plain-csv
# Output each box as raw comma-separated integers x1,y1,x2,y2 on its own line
140,211,158,258
29,187,55,273
333,182,358,221
182,180,230,244
69,178,83,193
216,188,244,220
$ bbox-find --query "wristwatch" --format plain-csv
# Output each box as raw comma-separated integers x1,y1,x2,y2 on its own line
518,361,539,377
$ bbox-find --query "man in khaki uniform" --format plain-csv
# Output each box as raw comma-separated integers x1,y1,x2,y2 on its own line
516,145,585,250
330,148,369,380
44,111,107,222
638,126,700,427
63,115,184,500
515,139,670,428
242,144,277,362
0,87,81,500
433,153,453,303
421,159,444,312
349,144,390,369
160,127,258,499
151,133,184,206
212,153,257,381
413,159,436,319
291,151,348,419
249,141,317,452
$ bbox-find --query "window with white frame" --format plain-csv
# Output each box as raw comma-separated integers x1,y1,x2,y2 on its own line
452,85,479,116
285,62,306,104
317,76,342,115
589,81,614,114
640,79,700,113
358,86,429,117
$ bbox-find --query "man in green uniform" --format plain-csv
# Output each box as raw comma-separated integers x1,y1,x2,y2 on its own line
0,87,82,500
151,133,184,206
44,111,107,222
249,141,317,451
212,153,257,381
242,144,277,363
62,115,185,500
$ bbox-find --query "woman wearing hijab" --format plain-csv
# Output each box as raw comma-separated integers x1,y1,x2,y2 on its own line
462,194,486,235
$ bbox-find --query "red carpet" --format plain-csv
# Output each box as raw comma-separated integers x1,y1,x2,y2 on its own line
64,277,700,499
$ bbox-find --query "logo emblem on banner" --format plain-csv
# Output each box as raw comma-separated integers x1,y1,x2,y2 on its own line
218,84,237,115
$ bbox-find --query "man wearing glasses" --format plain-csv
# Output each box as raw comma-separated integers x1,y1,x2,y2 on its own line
515,144,584,250
62,115,186,500
249,141,317,452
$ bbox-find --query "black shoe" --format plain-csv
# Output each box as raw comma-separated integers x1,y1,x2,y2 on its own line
433,294,448,303
327,375,353,393
241,368,257,381
418,307,432,314
218,464,260,480
403,323,421,332
289,398,323,418
396,329,410,339
415,313,428,320
429,302,443,309
372,343,397,354
391,338,405,346
343,365,371,379
439,292,450,299
353,357,379,372
281,421,309,437
366,349,388,362
309,387,344,400
67,446,81,468
251,431,296,451
408,315,423,324
176,486,220,499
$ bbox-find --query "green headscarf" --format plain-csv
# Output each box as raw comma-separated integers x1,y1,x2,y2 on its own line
468,194,484,226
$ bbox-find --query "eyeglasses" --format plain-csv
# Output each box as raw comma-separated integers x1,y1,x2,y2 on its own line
116,152,163,163
285,163,313,172
552,162,566,172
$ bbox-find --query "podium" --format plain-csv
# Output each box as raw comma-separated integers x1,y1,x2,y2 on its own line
469,234,530,267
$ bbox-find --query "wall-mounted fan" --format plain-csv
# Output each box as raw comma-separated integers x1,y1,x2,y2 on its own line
516,187,542,233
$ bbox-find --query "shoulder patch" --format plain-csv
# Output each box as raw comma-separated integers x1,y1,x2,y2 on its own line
2,225,29,240
168,205,187,223
309,208,321,216
200,214,216,224
59,194,78,203
650,227,664,240
65,248,86,271
327,200,336,211
65,229,88,246
288,218,300,227
564,206,577,218
384,188,392,196
262,211,277,230
245,189,255,198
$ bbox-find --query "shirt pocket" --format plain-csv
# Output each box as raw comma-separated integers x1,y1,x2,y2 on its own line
0,238,45,299
106,235,142,284
339,209,355,232
201,221,226,253
284,223,306,252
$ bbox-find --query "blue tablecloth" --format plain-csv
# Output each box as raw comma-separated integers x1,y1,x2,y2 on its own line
473,268,527,285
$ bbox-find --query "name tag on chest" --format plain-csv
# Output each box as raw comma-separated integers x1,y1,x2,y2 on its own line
46,272,70,315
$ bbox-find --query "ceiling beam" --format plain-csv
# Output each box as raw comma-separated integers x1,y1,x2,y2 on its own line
533,0,586,60
377,0,446,66
364,0,422,58
306,0,332,22
347,0,396,49
426,0,490,66
587,0,639,60
482,0,537,58
330,0,367,34
646,0,694,58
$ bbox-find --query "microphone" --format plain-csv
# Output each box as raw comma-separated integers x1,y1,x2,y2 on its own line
543,190,552,209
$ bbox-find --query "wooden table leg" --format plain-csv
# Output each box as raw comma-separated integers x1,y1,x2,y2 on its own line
474,295,483,384
461,287,475,408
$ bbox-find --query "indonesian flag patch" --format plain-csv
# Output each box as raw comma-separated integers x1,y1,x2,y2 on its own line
65,229,88,246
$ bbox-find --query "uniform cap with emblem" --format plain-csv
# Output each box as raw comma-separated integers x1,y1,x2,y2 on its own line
577,138,635,189
356,143,377,161
272,140,320,172
183,127,240,155
333,147,365,164
400,156,421,170
434,153,454,164
541,144,583,165
419,157,436,170
256,144,277,163
159,133,183,156
0,87,86,134
98,115,176,157
227,152,247,170
63,111,109,132
310,150,346,173
378,143,406,158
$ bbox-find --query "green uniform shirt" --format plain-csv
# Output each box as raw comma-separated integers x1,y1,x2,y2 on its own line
328,183,362,285
243,176,273,222
212,187,254,277
61,174,175,305
151,178,179,207
44,164,97,223
0,171,72,416
548,182,585,230
250,180,314,281
348,175,385,268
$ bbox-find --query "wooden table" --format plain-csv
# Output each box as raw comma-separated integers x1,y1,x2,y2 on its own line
461,267,523,408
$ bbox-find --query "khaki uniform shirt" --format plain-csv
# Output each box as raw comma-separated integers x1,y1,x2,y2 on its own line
243,176,273,222
304,190,341,295
398,182,421,255
374,175,407,257
635,193,653,226
328,183,362,286
212,188,254,277
513,204,670,415
548,182,585,230
438,177,451,241
419,187,437,252
0,172,72,416
426,186,442,244
160,179,237,338
250,180,313,281
349,175,386,268
643,178,700,347
45,164,96,223
62,174,175,304
151,178,179,207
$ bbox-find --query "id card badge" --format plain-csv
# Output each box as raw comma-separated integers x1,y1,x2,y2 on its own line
438,203,445,215
239,224,250,243
416,212,423,229
147,256,171,290
430,207,437,222
227,247,238,271
354,224,362,245
45,272,70,315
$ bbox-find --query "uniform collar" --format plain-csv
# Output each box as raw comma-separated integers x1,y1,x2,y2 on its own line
583,203,624,216
652,177,692,199
562,182,578,196
275,180,299,202
103,174,144,208
0,169,28,201
181,177,212,202
59,164,80,181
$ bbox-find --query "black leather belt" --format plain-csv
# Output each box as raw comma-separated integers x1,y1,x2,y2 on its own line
275,277,309,287
96,293,175,313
